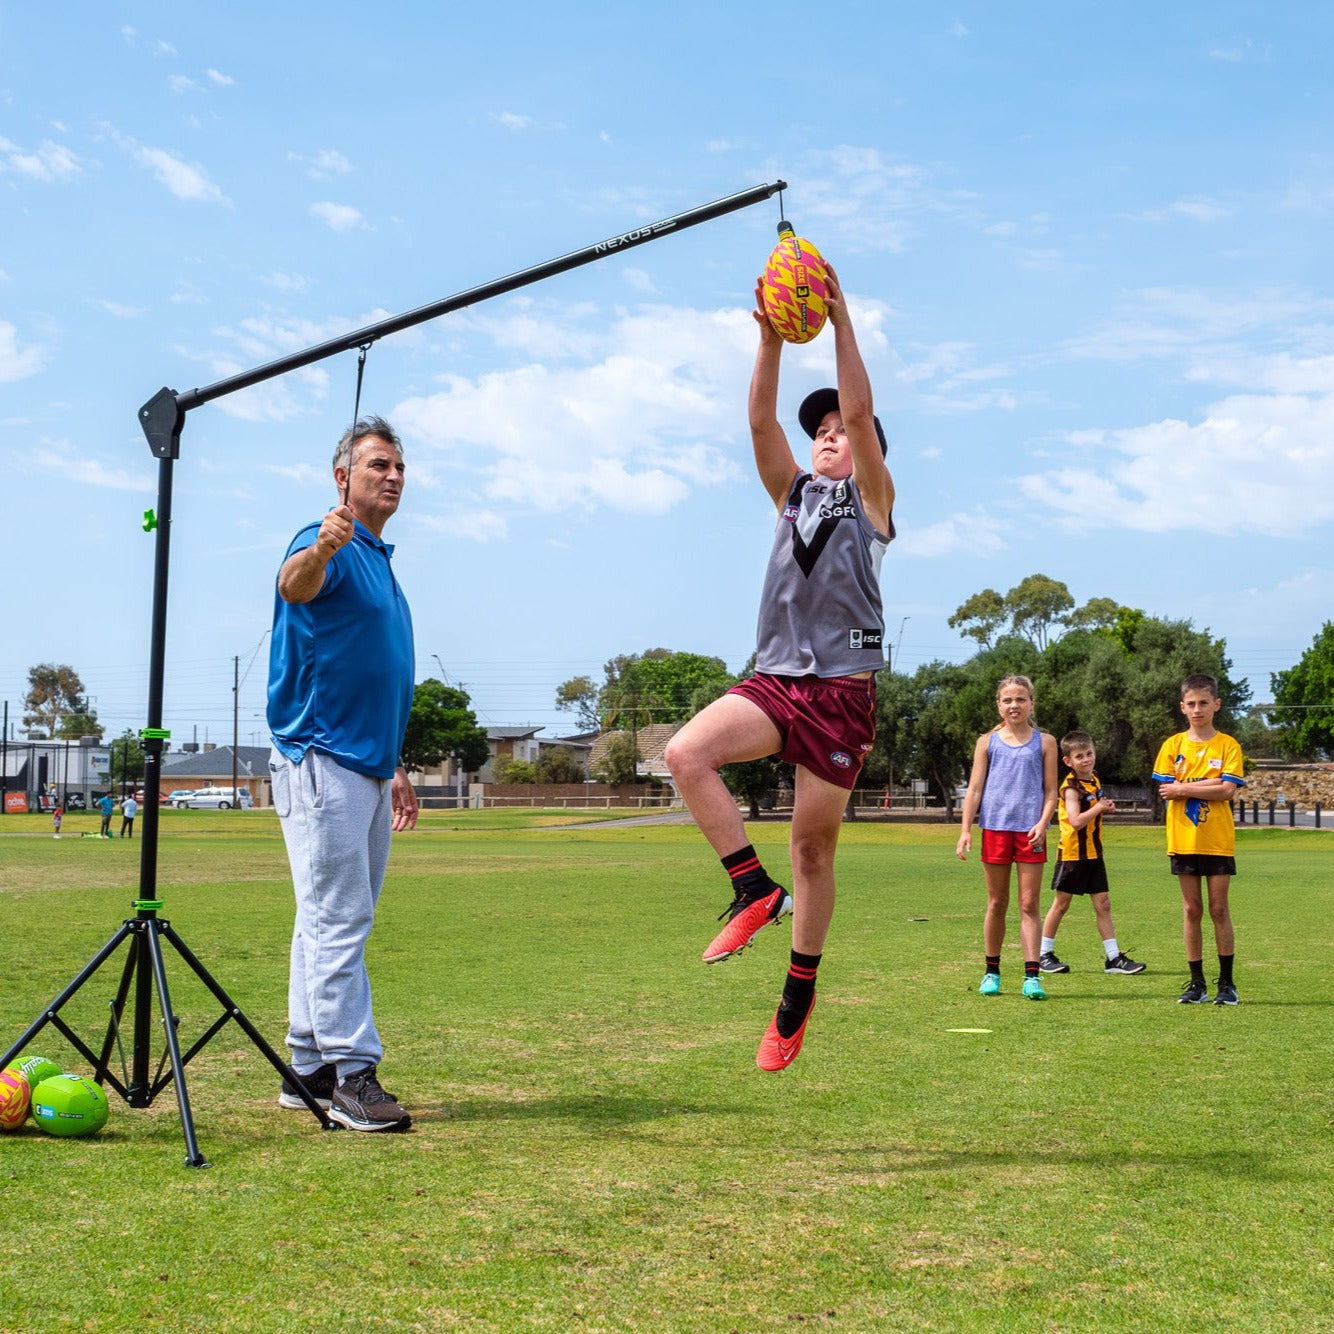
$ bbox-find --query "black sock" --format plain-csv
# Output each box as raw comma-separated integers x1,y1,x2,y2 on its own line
1189,959,1206,986
776,951,820,1038
985,955,1001,975
1024,960,1039,978
1218,953,1235,987
721,844,779,903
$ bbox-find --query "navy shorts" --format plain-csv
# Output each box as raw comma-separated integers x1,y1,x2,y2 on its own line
727,672,876,790
1170,854,1237,878
1051,860,1109,896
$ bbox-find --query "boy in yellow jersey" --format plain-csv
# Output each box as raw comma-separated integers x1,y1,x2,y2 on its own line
1152,674,1246,1005
1039,731,1145,976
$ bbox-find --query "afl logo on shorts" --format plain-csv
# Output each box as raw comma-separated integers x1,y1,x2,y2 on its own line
830,751,852,769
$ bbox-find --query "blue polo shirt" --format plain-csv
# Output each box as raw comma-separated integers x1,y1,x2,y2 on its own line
267,518,414,780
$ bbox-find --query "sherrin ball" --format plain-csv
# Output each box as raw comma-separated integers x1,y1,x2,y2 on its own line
14,1054,63,1090
31,1074,109,1138
0,1068,31,1131
762,228,829,344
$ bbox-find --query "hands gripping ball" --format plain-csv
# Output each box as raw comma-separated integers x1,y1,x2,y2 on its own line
0,1068,31,1131
762,227,829,344
31,1074,109,1138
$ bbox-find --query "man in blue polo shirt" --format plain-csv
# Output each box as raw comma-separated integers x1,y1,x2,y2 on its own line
267,415,418,1133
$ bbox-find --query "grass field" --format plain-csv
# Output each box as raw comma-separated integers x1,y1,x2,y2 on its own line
1,809,1330,1332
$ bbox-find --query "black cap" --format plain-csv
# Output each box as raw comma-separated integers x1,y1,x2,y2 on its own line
798,387,887,457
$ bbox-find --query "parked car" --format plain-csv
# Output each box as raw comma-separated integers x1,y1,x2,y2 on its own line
165,789,196,805
175,787,253,810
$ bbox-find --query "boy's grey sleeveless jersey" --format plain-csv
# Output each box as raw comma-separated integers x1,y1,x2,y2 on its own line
754,470,892,678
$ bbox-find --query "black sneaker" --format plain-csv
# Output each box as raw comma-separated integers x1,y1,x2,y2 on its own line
328,1065,412,1132
1105,952,1146,975
279,1062,337,1110
1178,980,1209,1004
1039,951,1069,974
1213,982,1239,1006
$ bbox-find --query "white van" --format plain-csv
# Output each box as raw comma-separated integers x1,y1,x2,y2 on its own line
176,787,253,810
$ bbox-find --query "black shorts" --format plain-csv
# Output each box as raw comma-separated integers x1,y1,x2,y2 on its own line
1169,854,1237,878
1051,860,1109,897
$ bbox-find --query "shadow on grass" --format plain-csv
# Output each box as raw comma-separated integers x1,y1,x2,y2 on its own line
418,1092,747,1129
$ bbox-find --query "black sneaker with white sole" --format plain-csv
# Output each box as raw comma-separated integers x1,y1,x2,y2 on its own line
1178,980,1209,1004
279,1062,337,1110
1105,952,1146,974
328,1065,412,1132
1213,982,1239,1006
1039,951,1070,974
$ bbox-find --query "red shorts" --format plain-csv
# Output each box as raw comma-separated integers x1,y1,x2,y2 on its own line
981,828,1047,865
727,672,875,790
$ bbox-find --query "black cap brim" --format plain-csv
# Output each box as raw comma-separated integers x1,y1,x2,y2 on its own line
797,387,887,456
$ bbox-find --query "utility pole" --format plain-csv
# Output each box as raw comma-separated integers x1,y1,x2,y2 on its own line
232,654,240,809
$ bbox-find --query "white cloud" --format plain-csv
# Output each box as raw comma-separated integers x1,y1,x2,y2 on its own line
168,74,197,93
392,304,757,522
1023,390,1334,536
290,148,352,180
1132,197,1232,224
26,439,154,492
310,201,369,231
205,69,234,86
493,112,534,130
894,509,1007,558
0,321,47,381
104,126,231,205
260,271,309,295
950,21,969,37
96,300,145,319
0,136,81,182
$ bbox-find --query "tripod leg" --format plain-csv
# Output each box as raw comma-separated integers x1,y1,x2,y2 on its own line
142,921,209,1168
1,922,133,1069
160,920,335,1129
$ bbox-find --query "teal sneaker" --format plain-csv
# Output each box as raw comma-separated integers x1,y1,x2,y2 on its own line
1022,976,1047,1001
979,972,1001,996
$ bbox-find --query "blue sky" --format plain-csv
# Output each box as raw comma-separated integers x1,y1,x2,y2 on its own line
3,3,1333,749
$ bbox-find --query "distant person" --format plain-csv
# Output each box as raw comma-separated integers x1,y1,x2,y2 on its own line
97,793,114,839
52,805,63,839
665,263,895,1071
956,675,1058,999
267,415,418,1132
120,793,138,838
1152,674,1245,1005
1039,731,1145,976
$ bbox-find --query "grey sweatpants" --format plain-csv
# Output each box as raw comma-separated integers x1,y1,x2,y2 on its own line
270,747,393,1078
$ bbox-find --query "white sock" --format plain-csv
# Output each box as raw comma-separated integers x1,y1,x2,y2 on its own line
1041,937,1056,955
1103,938,1119,960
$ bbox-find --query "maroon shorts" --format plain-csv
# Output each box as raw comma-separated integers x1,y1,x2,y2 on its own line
727,672,876,790
981,828,1047,865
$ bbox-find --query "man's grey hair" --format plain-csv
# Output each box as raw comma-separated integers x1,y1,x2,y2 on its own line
333,415,403,474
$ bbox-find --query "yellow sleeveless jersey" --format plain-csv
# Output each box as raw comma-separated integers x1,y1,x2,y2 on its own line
1056,772,1103,863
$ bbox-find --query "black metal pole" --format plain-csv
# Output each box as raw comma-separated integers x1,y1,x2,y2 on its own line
140,180,785,442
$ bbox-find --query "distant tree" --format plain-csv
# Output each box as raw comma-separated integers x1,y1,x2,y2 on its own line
109,729,145,795
1065,596,1124,633
721,757,788,820
1006,573,1075,651
596,649,734,730
535,747,588,784
24,663,99,739
1270,621,1334,760
554,675,601,732
594,733,640,786
493,757,537,784
947,589,1007,649
400,679,490,775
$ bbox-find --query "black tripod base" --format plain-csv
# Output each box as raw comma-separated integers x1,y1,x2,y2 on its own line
2,910,334,1167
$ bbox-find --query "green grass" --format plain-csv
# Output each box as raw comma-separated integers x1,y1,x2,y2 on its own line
1,814,1330,1331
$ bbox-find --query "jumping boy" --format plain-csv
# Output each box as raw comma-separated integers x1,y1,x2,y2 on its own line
1039,731,1145,976
1152,674,1245,1005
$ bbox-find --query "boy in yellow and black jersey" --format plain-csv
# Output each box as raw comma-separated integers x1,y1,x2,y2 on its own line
1039,731,1146,977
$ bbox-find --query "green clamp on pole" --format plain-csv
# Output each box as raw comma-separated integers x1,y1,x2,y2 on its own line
142,509,157,532
140,728,171,742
